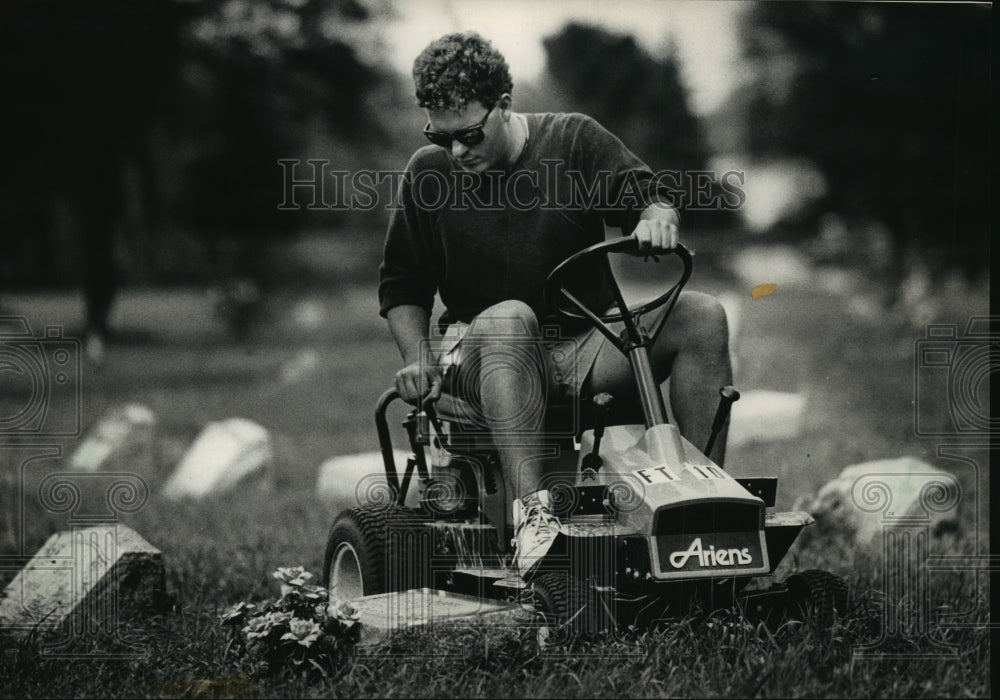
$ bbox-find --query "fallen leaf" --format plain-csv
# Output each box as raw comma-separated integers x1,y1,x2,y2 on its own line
751,283,779,300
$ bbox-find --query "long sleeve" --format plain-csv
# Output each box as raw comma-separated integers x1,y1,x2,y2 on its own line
570,114,677,233
377,154,441,318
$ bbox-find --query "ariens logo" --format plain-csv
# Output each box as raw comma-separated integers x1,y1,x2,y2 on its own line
668,537,753,569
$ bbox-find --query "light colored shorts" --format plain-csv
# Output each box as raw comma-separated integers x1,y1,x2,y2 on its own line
428,320,605,426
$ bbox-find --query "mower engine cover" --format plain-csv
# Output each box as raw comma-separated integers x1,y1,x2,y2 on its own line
574,422,770,581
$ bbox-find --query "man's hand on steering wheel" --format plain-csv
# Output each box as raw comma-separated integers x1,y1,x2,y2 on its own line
394,361,443,406
546,229,692,337
632,201,680,255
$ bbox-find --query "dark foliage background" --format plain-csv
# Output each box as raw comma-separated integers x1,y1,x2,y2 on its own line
0,1,989,332
738,2,990,287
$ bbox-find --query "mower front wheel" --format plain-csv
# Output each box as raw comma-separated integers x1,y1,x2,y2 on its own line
323,506,430,599
529,572,616,647
785,569,849,628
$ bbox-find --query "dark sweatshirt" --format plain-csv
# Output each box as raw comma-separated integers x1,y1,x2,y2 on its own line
378,112,673,330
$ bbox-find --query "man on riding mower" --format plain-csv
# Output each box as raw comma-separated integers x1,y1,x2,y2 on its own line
378,31,732,581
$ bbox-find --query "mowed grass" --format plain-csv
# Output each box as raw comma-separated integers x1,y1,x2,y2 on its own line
0,260,990,698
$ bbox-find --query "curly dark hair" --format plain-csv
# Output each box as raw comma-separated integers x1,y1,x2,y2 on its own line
412,31,513,112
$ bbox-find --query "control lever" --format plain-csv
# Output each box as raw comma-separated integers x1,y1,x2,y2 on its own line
416,403,451,450
704,385,740,464
415,411,431,445
581,393,613,479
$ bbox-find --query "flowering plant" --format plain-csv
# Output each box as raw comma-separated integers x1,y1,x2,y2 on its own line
221,566,361,678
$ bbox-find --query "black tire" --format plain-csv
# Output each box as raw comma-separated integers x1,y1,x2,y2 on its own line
530,572,615,647
322,506,431,598
785,569,849,628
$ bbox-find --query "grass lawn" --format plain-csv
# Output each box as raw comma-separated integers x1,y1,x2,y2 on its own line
0,254,990,698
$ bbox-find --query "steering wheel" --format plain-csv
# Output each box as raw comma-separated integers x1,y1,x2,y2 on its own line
545,236,693,352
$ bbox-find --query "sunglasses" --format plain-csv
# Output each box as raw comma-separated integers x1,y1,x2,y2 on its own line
423,104,495,148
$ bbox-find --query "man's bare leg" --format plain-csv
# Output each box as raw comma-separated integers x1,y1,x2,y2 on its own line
585,291,733,465
460,300,566,579
461,300,550,499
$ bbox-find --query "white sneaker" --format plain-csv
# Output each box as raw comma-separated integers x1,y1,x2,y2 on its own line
512,490,562,580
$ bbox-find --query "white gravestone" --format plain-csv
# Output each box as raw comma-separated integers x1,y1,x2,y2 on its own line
70,404,157,473
798,457,961,547
0,525,165,635
727,390,806,447
162,418,272,500
316,450,421,514
729,245,814,290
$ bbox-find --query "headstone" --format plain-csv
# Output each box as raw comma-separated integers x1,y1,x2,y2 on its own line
0,525,165,636
162,418,272,500
846,295,883,322
351,588,519,647
813,267,865,296
291,299,326,330
727,390,806,447
70,404,157,473
797,456,961,547
728,245,814,290
316,450,421,514
280,348,319,383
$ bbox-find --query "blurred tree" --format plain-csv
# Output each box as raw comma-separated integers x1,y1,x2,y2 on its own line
0,0,395,341
0,0,186,352
542,22,705,172
540,22,733,231
740,2,990,284
171,0,393,283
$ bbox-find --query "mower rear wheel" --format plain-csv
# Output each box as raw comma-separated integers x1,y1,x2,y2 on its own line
785,569,849,628
530,572,615,646
323,506,431,598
